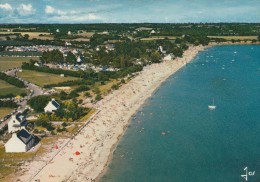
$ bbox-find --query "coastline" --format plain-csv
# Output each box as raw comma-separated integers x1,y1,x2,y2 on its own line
18,45,206,182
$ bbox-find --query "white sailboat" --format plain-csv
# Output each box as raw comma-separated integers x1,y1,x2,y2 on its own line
208,98,216,110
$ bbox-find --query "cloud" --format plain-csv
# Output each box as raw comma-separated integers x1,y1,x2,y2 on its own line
45,5,55,14
51,13,100,22
44,5,102,22
17,4,35,15
0,3,12,11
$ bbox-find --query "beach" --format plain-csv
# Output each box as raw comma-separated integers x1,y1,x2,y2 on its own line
17,45,206,182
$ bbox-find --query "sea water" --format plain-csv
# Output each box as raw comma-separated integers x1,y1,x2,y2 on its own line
101,45,260,182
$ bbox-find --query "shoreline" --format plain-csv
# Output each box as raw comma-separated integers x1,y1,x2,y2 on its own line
18,45,206,182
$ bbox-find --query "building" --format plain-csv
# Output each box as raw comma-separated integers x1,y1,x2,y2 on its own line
5,129,35,153
77,56,82,63
163,54,175,61
44,98,60,113
8,113,27,133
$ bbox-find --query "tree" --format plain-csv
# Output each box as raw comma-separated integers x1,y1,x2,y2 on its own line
41,49,64,63
66,51,76,64
150,51,161,63
24,34,29,40
28,95,51,112
258,34,260,41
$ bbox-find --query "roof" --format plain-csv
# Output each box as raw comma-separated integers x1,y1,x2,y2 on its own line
15,113,26,123
51,100,60,109
17,129,34,145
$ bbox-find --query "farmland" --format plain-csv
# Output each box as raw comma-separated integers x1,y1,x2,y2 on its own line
141,36,178,41
0,80,27,96
0,32,53,40
0,57,39,71
207,36,258,40
17,70,80,87
0,108,13,120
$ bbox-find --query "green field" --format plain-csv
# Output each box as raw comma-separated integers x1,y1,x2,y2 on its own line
18,70,80,87
141,36,178,41
0,108,13,119
0,57,39,71
0,80,27,96
208,36,258,40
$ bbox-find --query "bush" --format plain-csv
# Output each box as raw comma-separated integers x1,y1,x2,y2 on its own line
0,100,18,108
111,84,119,90
95,94,102,101
85,92,91,97
0,72,25,88
62,122,68,127
20,92,27,97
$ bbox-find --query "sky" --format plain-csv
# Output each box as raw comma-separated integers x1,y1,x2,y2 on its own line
0,0,259,23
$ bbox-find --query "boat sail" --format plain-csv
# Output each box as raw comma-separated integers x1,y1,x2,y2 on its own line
208,98,216,110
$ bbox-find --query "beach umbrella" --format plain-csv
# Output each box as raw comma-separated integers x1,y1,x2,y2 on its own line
75,151,80,155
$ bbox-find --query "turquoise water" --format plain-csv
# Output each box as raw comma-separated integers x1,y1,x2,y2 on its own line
101,45,260,182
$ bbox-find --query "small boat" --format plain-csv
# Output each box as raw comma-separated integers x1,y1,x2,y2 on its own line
208,98,216,110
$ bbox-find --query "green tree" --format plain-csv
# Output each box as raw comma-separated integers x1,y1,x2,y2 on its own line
28,95,51,112
150,51,161,63
66,51,76,64
24,34,29,40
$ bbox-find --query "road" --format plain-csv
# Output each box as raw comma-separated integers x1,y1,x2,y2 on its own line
0,68,43,129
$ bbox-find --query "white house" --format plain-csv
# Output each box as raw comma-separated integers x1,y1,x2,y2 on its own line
5,129,35,153
163,54,175,61
44,99,60,113
77,56,82,63
68,31,72,35
65,42,72,46
8,113,27,133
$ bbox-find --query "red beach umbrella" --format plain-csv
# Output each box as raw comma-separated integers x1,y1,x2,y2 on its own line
75,151,80,155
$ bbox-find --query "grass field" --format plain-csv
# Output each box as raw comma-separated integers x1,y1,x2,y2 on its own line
0,57,39,71
0,31,53,40
0,108,13,119
77,31,94,37
208,36,258,40
17,70,80,87
0,80,27,96
141,36,177,41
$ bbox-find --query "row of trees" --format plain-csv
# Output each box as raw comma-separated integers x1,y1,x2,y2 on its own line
90,40,186,68
0,100,18,108
0,72,25,88
2,23,259,36
28,95,89,122
22,61,87,78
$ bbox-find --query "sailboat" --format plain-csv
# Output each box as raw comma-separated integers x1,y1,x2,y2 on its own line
208,98,216,110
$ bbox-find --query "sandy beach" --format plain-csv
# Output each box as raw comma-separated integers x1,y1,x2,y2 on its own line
17,45,206,182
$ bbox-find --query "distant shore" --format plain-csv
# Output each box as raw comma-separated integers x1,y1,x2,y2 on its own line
14,45,203,182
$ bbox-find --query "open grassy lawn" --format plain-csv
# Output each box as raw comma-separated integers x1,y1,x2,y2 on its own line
208,36,258,40
17,70,80,87
0,57,39,71
0,80,27,96
0,31,53,40
141,36,177,41
0,108,13,119
77,31,95,37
